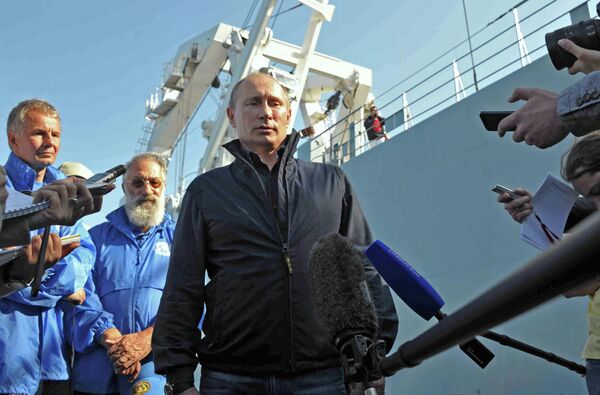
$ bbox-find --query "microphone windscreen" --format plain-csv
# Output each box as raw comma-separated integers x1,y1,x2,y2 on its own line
365,240,444,320
309,233,378,345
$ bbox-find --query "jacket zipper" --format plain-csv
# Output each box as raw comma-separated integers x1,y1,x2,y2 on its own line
233,151,296,372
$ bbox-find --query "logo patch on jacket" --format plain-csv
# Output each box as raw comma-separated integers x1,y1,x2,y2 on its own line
154,241,170,257
132,380,151,394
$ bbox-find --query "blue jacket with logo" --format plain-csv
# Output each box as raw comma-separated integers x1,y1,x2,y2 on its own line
68,206,174,393
0,153,95,394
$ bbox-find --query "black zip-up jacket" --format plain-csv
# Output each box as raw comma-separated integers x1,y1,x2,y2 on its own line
153,131,398,383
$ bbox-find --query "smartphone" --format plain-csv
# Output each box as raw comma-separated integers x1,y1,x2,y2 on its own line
491,184,521,200
479,111,514,131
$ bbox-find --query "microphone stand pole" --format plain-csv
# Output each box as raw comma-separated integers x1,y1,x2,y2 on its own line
434,311,585,375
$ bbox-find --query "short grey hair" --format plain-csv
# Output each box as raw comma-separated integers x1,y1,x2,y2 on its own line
228,72,290,110
7,99,60,135
124,152,168,182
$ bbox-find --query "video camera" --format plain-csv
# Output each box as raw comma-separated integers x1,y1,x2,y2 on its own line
545,2,600,70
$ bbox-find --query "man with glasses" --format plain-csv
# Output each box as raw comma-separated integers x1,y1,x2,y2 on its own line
67,153,175,395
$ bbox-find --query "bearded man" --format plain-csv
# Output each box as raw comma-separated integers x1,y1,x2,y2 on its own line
66,153,175,395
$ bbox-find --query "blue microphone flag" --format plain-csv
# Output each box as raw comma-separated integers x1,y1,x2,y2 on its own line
365,240,444,320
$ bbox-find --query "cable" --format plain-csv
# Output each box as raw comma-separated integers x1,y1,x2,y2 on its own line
271,0,285,30
242,0,259,30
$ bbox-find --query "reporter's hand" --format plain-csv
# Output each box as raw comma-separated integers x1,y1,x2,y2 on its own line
71,177,114,214
496,88,568,149
63,288,86,305
8,233,61,282
497,188,532,224
558,39,600,75
27,179,95,228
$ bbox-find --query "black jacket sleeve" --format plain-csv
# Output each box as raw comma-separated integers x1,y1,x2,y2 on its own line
152,189,205,383
338,170,399,353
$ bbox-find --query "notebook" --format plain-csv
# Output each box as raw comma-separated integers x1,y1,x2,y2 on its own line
3,189,50,220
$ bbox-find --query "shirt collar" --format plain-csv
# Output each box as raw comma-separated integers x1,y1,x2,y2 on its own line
238,142,287,168
4,152,64,191
106,205,171,241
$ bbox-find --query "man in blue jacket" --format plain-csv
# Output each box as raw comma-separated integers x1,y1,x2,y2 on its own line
0,99,96,394
68,153,175,395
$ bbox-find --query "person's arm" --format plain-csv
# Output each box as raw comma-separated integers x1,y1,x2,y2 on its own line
563,277,600,298
496,88,568,149
557,39,600,75
0,233,62,298
107,326,153,373
3,220,96,309
152,189,205,390
63,275,116,353
338,169,398,353
557,70,600,138
495,188,533,224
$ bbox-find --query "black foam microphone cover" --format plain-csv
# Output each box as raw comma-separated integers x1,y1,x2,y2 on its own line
309,233,378,345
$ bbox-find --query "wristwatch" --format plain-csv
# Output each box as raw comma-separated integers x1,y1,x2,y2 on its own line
164,383,194,395
164,383,175,395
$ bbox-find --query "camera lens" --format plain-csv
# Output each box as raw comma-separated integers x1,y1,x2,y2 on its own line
545,19,600,70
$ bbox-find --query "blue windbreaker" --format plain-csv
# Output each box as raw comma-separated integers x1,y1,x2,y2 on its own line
68,206,174,394
0,153,95,394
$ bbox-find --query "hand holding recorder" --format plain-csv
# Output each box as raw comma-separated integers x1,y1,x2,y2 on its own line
492,184,533,223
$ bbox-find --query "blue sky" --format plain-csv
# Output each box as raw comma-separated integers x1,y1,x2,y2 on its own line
0,0,588,225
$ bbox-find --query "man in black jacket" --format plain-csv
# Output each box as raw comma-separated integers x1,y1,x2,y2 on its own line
153,72,398,395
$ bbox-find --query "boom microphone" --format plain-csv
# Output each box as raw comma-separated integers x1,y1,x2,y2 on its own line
308,233,386,386
366,239,586,375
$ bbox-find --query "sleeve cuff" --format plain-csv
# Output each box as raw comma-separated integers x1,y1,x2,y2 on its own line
166,365,196,385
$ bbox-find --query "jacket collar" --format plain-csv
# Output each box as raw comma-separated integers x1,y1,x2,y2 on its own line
106,205,173,242
4,152,65,190
223,130,301,166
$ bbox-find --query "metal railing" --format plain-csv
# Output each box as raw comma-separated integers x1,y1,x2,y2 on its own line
308,0,594,165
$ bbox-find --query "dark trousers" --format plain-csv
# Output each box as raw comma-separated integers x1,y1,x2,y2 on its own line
200,366,346,395
35,381,71,395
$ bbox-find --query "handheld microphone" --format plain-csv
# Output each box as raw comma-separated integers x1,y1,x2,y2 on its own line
365,240,586,375
365,240,494,369
309,233,386,385
85,164,126,195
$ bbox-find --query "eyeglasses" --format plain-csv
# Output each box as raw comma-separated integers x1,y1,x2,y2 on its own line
128,177,164,189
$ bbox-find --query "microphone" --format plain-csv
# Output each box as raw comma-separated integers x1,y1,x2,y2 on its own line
365,240,494,368
308,233,386,386
85,164,126,195
365,240,586,375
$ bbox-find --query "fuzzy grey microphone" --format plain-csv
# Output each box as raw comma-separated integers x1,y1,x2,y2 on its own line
308,233,385,387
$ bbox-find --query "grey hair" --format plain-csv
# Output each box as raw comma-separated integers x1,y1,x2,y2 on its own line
7,99,60,135
124,152,168,182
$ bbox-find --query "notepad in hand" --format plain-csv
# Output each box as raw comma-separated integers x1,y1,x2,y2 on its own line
3,189,50,220
60,234,80,258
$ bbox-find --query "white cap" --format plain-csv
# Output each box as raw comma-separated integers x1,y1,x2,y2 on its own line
58,162,94,180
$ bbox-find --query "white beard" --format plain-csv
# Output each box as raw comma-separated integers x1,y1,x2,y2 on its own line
124,193,166,229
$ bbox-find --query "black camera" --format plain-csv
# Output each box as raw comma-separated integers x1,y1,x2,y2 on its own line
545,3,600,70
